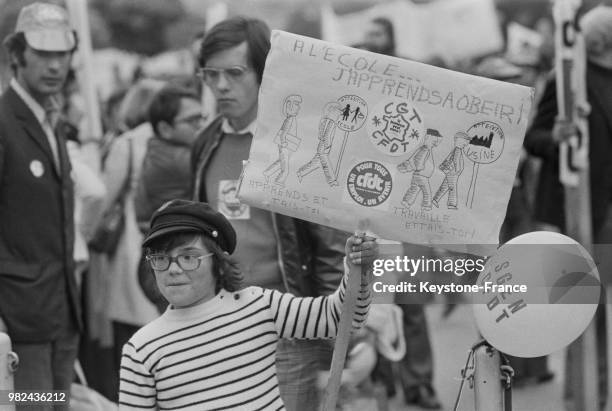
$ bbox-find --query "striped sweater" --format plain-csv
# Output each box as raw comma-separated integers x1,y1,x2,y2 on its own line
119,270,370,410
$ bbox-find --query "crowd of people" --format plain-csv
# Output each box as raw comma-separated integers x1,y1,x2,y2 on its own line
0,1,611,410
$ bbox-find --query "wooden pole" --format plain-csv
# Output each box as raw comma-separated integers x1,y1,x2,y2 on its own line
553,1,598,410
321,229,367,411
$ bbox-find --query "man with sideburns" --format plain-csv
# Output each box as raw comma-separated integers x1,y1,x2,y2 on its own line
0,3,81,406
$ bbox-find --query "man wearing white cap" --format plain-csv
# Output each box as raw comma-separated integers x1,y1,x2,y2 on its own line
0,2,80,404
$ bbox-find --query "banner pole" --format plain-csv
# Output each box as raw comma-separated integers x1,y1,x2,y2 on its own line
321,225,368,411
553,1,598,410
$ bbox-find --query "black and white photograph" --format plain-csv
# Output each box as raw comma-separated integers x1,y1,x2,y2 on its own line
0,0,611,410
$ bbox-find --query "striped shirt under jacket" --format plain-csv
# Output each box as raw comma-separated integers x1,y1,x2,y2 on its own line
119,269,370,410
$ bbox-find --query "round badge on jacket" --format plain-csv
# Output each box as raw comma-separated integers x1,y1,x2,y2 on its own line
30,160,45,178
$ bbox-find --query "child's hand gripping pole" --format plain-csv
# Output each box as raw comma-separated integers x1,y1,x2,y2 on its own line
321,220,374,411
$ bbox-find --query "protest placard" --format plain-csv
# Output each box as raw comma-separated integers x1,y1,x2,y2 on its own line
237,30,534,246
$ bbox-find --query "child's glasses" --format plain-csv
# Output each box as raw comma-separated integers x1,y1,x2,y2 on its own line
146,253,213,271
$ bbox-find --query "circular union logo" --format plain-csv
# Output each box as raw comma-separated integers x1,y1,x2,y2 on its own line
463,121,505,164
346,161,392,207
336,95,368,132
367,98,426,157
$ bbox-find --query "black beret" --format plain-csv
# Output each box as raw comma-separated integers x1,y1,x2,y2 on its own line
142,199,237,254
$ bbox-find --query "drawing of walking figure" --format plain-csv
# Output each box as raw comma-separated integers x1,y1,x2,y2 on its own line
263,95,303,186
432,131,471,210
351,106,361,123
398,129,443,211
342,104,351,121
296,102,343,187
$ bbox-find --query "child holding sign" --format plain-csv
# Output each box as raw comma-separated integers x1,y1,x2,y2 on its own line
118,199,377,410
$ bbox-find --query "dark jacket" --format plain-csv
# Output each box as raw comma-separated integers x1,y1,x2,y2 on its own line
0,87,81,342
524,63,612,236
135,136,193,228
191,116,346,297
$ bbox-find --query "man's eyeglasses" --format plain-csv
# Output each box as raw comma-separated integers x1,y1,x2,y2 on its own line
197,65,251,85
146,253,213,271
